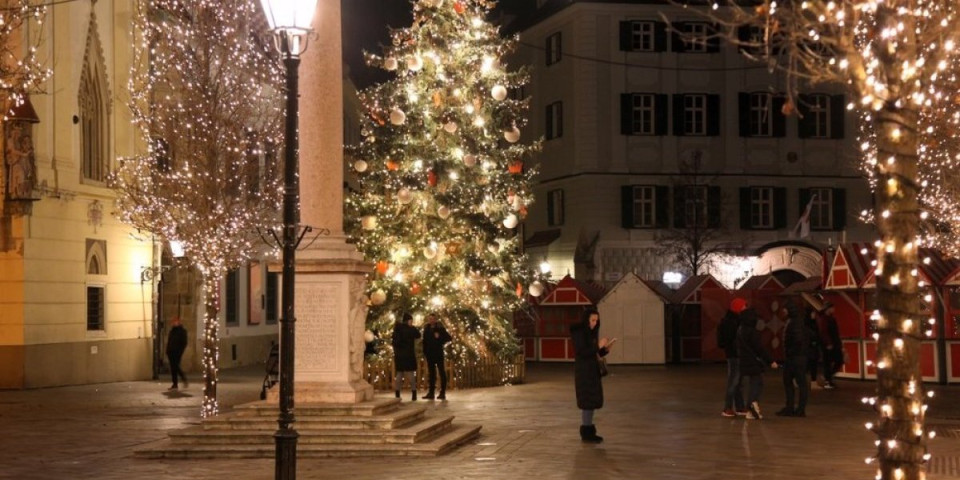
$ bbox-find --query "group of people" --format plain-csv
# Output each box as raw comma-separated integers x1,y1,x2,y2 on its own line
718,297,843,420
391,312,452,401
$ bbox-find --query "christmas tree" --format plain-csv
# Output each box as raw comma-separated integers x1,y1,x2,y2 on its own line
346,0,542,375
111,0,282,417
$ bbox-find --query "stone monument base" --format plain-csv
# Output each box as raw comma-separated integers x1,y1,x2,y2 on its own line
266,380,374,404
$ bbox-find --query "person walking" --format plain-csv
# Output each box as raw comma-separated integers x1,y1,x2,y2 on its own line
571,307,616,443
422,313,451,400
392,313,421,401
718,298,747,417
165,317,189,390
777,301,810,417
736,304,777,420
819,302,843,389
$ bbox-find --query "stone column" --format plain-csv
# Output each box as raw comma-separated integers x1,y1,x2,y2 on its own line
270,1,373,404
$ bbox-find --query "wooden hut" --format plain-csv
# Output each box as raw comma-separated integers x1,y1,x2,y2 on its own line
597,273,667,364
521,275,605,362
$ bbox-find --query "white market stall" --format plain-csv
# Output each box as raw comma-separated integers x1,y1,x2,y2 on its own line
598,273,666,364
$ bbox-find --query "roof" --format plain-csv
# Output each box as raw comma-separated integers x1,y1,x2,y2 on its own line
598,272,668,304
643,279,676,302
524,229,562,249
919,248,960,286
825,242,874,290
739,274,784,291
672,274,726,304
537,274,607,306
779,276,822,296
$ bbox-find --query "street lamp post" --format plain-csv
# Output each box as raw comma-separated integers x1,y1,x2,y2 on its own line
259,1,318,479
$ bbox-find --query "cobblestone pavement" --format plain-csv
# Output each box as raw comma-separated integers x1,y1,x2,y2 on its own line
1,363,958,480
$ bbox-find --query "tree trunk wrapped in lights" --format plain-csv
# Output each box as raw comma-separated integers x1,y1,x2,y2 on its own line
110,0,283,418
681,1,960,478
345,0,542,375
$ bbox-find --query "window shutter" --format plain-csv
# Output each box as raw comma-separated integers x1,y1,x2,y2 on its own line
830,94,846,139
707,24,721,53
671,22,686,52
739,187,751,230
557,103,563,138
673,187,685,228
621,185,635,228
656,186,670,228
655,94,668,135
797,94,813,139
544,36,551,65
545,105,553,139
798,188,811,216
738,92,750,137
620,94,633,135
706,94,721,136
619,21,632,51
654,22,667,52
832,188,847,230
772,96,786,137
774,187,787,229
547,192,556,226
673,94,685,136
707,186,722,228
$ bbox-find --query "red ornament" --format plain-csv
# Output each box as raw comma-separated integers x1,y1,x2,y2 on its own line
453,1,465,14
516,282,524,297
386,159,399,171
376,261,389,275
411,282,422,295
428,170,438,186
508,160,524,174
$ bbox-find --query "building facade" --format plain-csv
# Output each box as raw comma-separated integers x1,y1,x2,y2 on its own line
511,0,873,288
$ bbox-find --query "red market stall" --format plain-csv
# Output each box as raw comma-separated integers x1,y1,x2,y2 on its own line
823,242,875,380
669,274,727,362
700,275,784,362
519,274,605,362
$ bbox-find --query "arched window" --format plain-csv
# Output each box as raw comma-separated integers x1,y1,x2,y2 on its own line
79,11,111,184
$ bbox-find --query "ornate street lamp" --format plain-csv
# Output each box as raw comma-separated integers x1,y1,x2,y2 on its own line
259,1,318,478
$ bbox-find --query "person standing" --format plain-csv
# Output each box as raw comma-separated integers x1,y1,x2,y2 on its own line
571,307,616,443
392,313,421,401
777,301,810,417
422,313,451,400
804,307,822,386
718,298,747,417
165,317,189,390
819,302,843,389
736,305,777,420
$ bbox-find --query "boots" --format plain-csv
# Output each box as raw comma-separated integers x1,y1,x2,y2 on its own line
395,390,400,399
437,390,446,400
424,390,435,400
579,425,603,443
411,390,417,401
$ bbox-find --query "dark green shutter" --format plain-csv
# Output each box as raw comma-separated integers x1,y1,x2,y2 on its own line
656,186,670,228
655,94,668,135
544,36,551,65
673,187,685,228
673,94,685,136
557,102,563,138
798,188,811,217
707,186,721,228
830,94,846,139
739,187,751,230
621,185,634,228
547,191,555,226
706,94,721,136
671,22,686,52
832,188,847,230
738,92,750,137
797,94,813,138
774,187,787,229
545,105,553,139
654,22,667,52
621,94,633,135
707,24,721,53
772,96,786,137
619,21,632,51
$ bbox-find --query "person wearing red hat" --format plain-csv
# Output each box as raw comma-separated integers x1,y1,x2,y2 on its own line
717,298,748,417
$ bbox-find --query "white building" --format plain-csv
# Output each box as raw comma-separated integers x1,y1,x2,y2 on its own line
509,0,873,288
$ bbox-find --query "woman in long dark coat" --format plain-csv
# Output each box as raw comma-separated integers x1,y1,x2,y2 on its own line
392,313,421,401
571,307,615,443
737,307,777,419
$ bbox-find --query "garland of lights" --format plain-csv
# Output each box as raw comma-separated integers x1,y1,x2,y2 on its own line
0,1,51,117
110,0,283,418
345,0,544,381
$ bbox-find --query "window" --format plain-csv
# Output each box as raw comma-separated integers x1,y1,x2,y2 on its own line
673,94,720,136
86,286,105,331
683,185,708,228
226,269,239,326
547,189,564,226
619,21,666,52
546,101,563,140
620,93,667,135
798,94,845,139
621,185,668,228
800,187,846,231
545,32,562,65
739,187,787,230
750,94,772,137
265,271,279,325
738,92,786,137
807,95,830,138
672,22,719,53
79,14,111,184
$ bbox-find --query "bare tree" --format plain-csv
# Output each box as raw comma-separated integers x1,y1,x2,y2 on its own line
110,0,283,417
681,1,960,477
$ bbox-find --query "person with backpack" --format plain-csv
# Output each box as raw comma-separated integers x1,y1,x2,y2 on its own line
737,303,778,420
718,298,747,417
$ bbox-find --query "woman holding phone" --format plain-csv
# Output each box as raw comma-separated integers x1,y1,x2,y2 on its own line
570,307,616,443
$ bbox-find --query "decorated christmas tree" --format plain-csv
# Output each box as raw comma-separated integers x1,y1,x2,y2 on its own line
346,0,542,376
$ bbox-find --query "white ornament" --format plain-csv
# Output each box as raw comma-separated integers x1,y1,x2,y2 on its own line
443,121,458,133
491,85,507,101
384,57,398,71
370,289,387,305
504,127,521,143
423,244,438,259
529,281,544,297
397,188,413,204
389,108,406,125
463,154,477,167
438,206,451,219
361,215,378,230
512,195,523,210
503,214,518,229
353,160,368,173
364,330,376,343
407,55,424,72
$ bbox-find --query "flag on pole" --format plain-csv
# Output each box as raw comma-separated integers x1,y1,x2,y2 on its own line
793,194,817,239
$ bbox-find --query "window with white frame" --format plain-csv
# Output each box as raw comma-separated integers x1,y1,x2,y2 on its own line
631,21,656,51
631,94,656,135
682,22,708,52
750,187,774,228
546,32,562,65
633,186,656,227
809,187,833,229
808,95,830,138
684,95,707,136
546,101,563,140
749,93,773,137
683,185,708,228
547,189,564,226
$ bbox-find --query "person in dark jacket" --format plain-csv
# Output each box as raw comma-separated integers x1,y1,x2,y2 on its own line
804,307,821,385
571,307,616,443
777,301,810,417
165,317,189,390
422,313,451,400
718,298,747,417
819,302,843,389
392,313,422,401
736,307,777,420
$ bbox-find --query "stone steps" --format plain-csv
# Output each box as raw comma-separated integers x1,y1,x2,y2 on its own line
202,404,426,431
172,415,454,445
232,398,403,417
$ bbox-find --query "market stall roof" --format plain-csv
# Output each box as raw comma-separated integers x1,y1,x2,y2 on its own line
671,274,725,304
739,274,784,291
825,242,875,290
537,274,606,306
599,272,668,305
779,276,822,296
644,279,677,302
